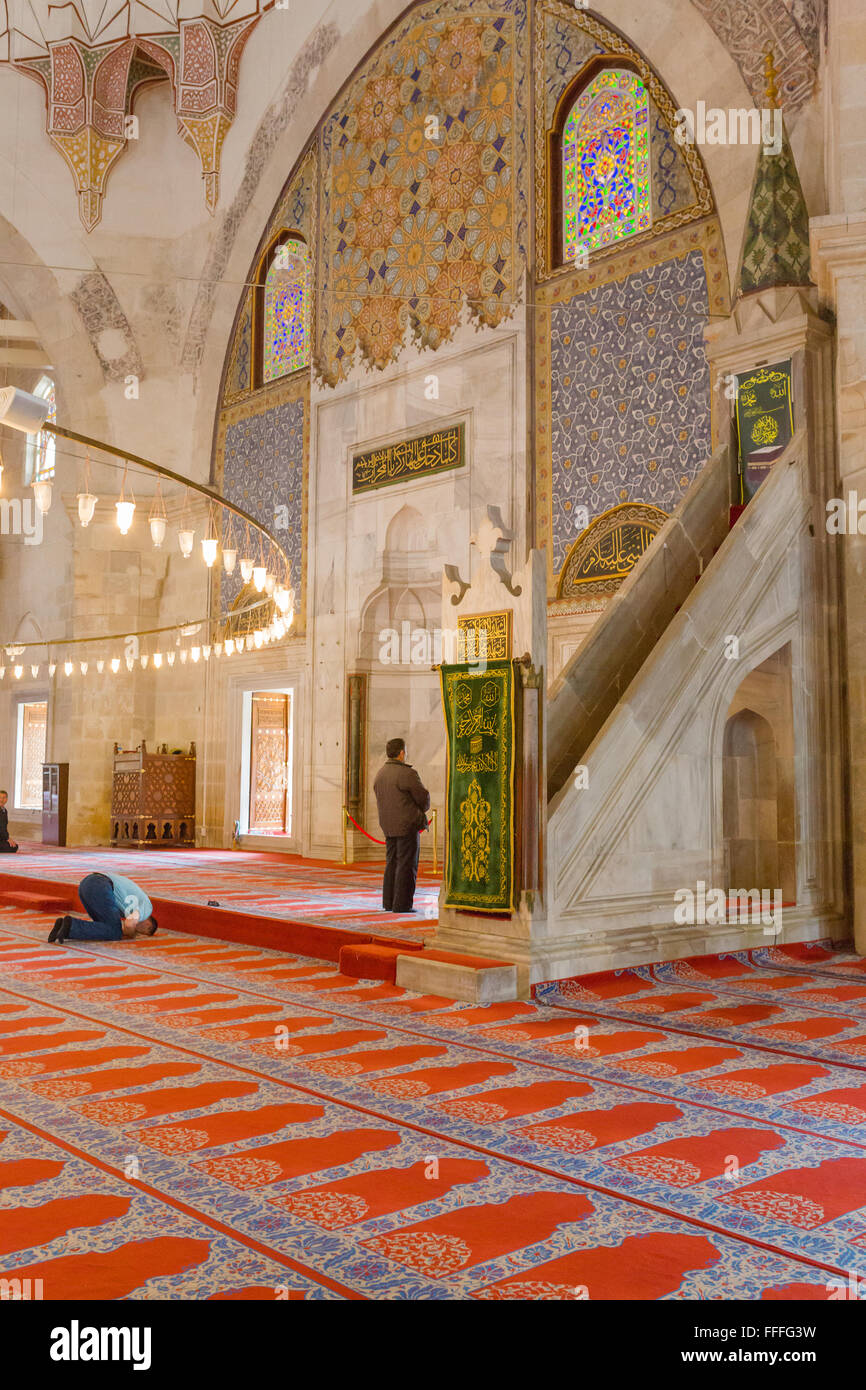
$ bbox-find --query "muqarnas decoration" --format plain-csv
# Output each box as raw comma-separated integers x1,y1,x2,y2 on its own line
5,3,272,230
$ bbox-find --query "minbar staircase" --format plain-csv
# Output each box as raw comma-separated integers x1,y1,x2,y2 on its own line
548,440,738,801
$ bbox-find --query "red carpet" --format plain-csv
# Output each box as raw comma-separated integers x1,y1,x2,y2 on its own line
0,894,864,1299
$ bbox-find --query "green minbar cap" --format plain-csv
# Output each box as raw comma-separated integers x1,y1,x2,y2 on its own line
737,51,813,296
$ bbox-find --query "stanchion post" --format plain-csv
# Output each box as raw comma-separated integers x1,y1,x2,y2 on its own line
342,805,348,865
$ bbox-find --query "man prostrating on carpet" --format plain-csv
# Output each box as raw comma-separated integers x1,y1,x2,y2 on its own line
373,737,430,913
49,872,159,943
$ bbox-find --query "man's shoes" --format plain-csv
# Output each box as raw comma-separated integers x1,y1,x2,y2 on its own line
49,916,69,943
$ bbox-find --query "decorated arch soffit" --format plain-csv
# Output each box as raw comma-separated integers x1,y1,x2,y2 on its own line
690,0,824,113
0,0,273,231
213,145,315,636
315,0,530,386
222,145,318,408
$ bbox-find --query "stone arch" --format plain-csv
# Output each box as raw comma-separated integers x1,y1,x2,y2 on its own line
0,215,116,438
537,5,718,283
358,504,440,664
722,645,796,901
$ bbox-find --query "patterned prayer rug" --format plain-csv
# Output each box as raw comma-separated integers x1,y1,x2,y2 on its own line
0,902,864,1300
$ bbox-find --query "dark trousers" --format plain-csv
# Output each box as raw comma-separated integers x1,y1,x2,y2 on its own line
66,872,124,941
383,831,420,912
0,841,17,853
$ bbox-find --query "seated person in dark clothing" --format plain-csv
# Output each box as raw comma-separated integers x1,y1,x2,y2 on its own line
0,790,18,852
49,871,158,943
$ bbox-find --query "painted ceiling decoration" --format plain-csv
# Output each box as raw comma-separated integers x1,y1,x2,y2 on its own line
0,0,274,230
0,1,825,234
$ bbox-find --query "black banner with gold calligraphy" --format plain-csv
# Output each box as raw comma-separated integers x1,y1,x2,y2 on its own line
352,424,465,494
440,659,514,913
735,360,794,500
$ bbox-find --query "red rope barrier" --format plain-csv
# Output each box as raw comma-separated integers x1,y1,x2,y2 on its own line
344,810,386,844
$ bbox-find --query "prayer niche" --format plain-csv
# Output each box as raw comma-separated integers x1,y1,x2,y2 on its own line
562,69,651,261
263,237,310,382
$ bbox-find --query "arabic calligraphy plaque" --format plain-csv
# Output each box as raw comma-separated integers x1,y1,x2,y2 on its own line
557,503,668,598
352,423,465,494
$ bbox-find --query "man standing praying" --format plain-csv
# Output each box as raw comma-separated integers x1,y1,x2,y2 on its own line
373,737,430,913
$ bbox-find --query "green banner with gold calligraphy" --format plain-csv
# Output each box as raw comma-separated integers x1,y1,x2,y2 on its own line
440,659,515,913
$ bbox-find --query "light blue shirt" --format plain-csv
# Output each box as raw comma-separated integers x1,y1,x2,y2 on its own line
108,873,153,922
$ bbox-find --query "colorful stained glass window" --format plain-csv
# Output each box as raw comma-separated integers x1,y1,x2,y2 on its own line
26,375,56,482
562,70,651,262
263,237,309,382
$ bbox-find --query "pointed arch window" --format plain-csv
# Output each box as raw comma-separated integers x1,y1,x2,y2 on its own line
25,375,56,483
256,233,310,386
561,69,651,262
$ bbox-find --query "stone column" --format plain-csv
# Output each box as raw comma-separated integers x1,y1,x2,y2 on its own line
810,0,866,951
812,215,866,951
430,508,547,996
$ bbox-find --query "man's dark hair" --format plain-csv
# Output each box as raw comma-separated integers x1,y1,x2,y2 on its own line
0,790,6,796
386,737,405,760
146,916,158,935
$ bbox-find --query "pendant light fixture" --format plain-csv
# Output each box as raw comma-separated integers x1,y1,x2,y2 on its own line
149,478,168,548
201,504,219,567
77,451,97,527
115,464,135,535
32,477,53,514
178,487,194,557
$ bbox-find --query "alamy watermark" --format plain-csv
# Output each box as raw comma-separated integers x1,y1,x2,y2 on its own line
378,622,488,670
0,495,43,545
674,103,782,156
826,491,866,534
674,880,783,936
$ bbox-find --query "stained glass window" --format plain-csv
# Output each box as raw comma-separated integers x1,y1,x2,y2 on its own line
25,375,56,482
562,70,651,262
263,237,309,382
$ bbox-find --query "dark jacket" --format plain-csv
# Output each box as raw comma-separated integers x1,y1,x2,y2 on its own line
373,758,430,838
0,806,9,843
